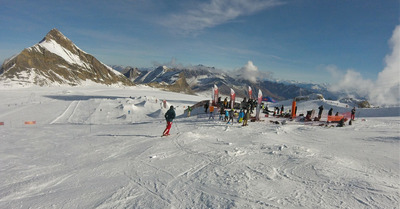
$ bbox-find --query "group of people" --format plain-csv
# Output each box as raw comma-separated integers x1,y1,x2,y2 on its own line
304,105,357,124
269,105,286,117
218,107,251,126
164,101,358,136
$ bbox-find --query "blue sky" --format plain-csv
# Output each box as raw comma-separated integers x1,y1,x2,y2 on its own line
0,0,399,84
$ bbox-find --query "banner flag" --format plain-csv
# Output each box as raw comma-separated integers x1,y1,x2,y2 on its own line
211,86,214,105
256,89,262,120
248,86,252,100
230,88,236,109
213,84,219,106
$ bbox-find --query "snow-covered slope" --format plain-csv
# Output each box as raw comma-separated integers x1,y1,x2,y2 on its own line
0,86,398,208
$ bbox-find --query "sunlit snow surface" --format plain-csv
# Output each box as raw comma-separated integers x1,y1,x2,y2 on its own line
0,85,399,208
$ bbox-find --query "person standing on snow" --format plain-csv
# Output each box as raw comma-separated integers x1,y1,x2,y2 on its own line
209,105,215,120
227,109,234,124
328,108,333,116
204,101,209,113
238,109,244,123
242,109,250,126
318,105,324,119
219,106,225,120
223,97,228,108
224,109,229,121
351,107,356,120
187,106,192,117
163,105,176,136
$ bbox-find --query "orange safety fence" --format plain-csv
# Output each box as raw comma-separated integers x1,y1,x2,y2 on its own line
24,121,36,125
327,115,344,122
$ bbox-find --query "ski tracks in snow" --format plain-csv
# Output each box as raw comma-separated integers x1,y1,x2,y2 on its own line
50,100,80,124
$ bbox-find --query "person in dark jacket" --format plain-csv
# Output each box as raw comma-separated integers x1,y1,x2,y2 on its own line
351,107,356,120
204,102,209,113
318,105,324,119
337,118,345,127
275,107,279,116
223,97,228,108
227,109,234,124
219,106,225,120
163,106,176,136
328,108,333,116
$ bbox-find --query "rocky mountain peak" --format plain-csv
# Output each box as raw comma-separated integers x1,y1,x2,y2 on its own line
43,28,66,41
0,29,133,86
39,28,79,55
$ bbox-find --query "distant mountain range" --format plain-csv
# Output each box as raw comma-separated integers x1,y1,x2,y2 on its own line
0,28,341,101
110,64,339,100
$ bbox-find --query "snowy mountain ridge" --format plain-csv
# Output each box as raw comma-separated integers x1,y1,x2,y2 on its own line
0,28,360,102
114,65,319,100
0,29,132,87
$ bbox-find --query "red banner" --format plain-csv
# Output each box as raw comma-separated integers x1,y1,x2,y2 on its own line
257,89,262,104
256,89,262,120
213,84,218,106
248,86,252,100
230,88,235,109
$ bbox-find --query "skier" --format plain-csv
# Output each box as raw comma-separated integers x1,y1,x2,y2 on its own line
280,105,284,116
242,109,250,126
209,105,215,120
351,107,356,120
227,109,234,124
318,105,324,119
162,105,176,136
224,109,229,121
219,106,225,120
241,98,248,110
187,106,192,117
238,109,244,123
250,100,255,114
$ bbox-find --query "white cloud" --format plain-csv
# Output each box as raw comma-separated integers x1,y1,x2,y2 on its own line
234,61,272,83
369,25,400,106
328,67,374,98
161,0,284,34
329,25,400,106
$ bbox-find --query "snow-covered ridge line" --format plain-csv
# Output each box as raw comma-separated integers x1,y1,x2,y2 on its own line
38,39,87,68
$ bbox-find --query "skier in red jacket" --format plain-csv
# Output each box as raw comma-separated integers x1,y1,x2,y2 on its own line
163,106,176,136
